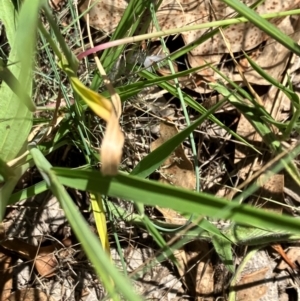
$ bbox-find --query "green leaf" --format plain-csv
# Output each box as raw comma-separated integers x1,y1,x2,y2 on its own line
0,1,33,162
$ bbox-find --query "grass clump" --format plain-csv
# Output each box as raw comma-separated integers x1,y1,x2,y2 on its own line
1,0,300,300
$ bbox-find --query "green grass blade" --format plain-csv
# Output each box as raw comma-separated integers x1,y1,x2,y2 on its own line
139,69,256,150
243,52,298,102
243,52,300,140
29,145,143,301
92,0,150,90
80,9,300,61
0,162,30,218
0,63,32,107
210,82,280,151
41,2,78,72
131,99,226,178
53,156,300,235
221,0,300,55
0,0,16,44
110,66,206,102
9,181,48,204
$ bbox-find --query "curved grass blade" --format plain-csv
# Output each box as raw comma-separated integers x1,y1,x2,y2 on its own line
29,145,143,301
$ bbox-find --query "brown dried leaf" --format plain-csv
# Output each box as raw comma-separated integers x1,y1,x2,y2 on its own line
152,121,194,244
154,0,299,54
187,52,222,91
255,173,284,213
155,207,187,225
80,0,300,56
165,4,299,92
234,120,285,212
34,245,58,278
234,113,262,182
1,238,58,278
9,289,56,301
236,267,269,301
234,83,288,183
150,123,213,299
0,250,12,301
188,14,300,92
79,0,300,95
78,0,127,33
223,15,300,86
184,241,214,300
151,122,195,190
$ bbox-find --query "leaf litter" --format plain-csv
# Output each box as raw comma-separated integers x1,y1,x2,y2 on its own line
151,123,215,300
2,0,300,300
81,0,300,90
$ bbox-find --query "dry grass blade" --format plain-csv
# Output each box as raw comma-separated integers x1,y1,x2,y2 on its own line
86,1,124,176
